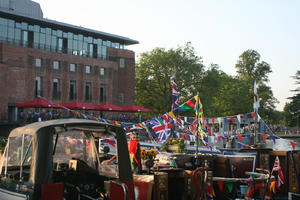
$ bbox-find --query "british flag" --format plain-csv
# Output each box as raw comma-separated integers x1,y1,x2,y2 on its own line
171,75,179,111
149,117,172,141
272,156,284,189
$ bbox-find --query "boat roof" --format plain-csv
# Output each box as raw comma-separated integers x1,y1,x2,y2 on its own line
9,118,114,137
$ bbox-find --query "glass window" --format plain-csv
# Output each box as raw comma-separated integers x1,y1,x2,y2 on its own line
57,30,63,37
6,134,33,168
53,61,60,70
15,22,22,29
0,25,7,38
21,22,28,30
33,32,39,47
14,28,21,42
85,66,91,74
85,82,92,101
7,27,14,39
99,84,106,103
45,34,51,48
52,78,60,100
33,25,40,32
8,19,14,27
35,76,43,97
67,32,73,39
119,58,125,68
70,63,76,72
51,36,57,51
78,34,83,41
101,46,107,59
100,67,105,76
21,30,28,46
57,38,63,52
35,58,42,67
88,43,93,58
118,93,125,104
0,17,8,26
46,28,51,34
40,33,46,44
69,80,77,100
63,32,68,38
40,27,46,33
28,25,34,31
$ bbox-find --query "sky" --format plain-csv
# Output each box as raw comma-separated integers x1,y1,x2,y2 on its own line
35,0,299,111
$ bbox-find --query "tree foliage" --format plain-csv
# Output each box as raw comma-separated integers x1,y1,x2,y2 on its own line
283,70,300,127
135,43,204,115
135,46,279,122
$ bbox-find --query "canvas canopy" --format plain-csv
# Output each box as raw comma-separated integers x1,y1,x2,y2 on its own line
1,119,133,185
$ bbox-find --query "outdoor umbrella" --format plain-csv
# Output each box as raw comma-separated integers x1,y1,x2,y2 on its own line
16,97,63,108
95,103,124,111
61,101,96,110
121,105,152,112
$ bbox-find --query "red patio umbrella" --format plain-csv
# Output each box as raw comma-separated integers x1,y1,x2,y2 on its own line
61,101,96,110
95,103,124,111
122,105,152,112
16,98,63,108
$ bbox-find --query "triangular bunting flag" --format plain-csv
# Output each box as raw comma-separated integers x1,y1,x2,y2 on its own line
226,181,233,193
217,181,224,192
290,141,296,150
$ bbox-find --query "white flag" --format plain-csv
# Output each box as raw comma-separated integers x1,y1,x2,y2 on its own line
253,80,260,112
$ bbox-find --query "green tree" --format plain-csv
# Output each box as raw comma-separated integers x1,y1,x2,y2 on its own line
235,49,278,119
284,70,300,127
135,43,204,115
236,49,272,83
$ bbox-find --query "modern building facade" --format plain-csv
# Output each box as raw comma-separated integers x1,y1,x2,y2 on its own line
0,0,138,122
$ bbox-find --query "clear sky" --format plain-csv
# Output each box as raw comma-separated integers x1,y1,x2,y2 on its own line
35,0,299,111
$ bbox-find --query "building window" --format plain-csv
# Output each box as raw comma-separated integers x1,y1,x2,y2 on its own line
35,58,42,67
85,65,91,74
70,63,76,72
100,67,105,76
99,84,106,103
34,76,43,97
85,82,92,101
69,80,77,100
119,58,125,68
53,61,60,70
52,78,60,100
118,93,124,104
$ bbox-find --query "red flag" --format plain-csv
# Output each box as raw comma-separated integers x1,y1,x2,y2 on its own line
262,134,267,143
251,112,255,119
217,181,224,192
290,141,296,150
272,156,284,189
238,135,243,142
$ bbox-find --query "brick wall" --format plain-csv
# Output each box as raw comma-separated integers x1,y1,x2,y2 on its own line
0,43,136,121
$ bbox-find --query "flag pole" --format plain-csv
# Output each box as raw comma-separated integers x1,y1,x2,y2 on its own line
253,80,260,146
195,94,199,155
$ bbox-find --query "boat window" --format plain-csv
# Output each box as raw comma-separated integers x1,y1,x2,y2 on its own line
53,130,96,169
7,134,32,167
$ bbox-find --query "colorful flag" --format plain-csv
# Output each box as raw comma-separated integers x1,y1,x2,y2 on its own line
253,80,260,112
171,75,179,111
150,118,172,141
272,156,284,189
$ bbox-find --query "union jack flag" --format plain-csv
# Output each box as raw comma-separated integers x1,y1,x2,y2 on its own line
149,118,172,141
272,156,284,189
171,75,179,111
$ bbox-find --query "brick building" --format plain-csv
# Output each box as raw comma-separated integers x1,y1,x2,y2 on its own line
0,0,138,122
